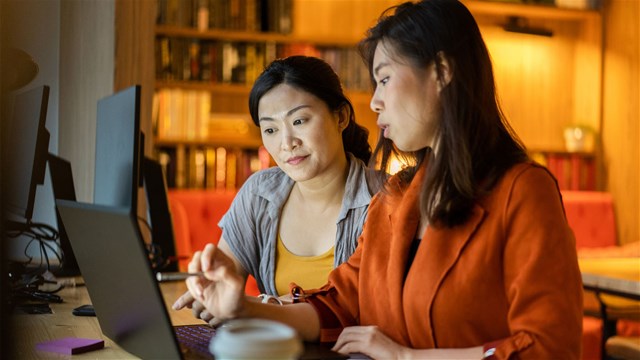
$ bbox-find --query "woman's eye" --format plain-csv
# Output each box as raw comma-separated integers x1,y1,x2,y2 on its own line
262,128,275,135
293,118,305,125
379,77,389,86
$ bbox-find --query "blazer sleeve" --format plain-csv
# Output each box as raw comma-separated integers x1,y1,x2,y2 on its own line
493,166,583,359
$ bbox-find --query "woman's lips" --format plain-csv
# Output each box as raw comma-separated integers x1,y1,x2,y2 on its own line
286,155,308,165
379,125,389,138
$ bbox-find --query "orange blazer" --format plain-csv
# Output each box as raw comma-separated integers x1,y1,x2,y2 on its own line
304,162,583,359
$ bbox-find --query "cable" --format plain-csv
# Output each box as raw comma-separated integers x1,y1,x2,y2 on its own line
137,215,173,271
5,219,62,274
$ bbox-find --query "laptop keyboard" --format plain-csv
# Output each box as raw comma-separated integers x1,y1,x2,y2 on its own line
175,324,216,359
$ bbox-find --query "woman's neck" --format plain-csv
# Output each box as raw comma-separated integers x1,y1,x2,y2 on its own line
292,157,349,211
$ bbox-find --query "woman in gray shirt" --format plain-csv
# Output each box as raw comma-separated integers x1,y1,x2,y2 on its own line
174,56,379,322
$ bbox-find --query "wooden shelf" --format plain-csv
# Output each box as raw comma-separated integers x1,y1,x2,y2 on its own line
155,135,262,149
461,0,601,21
529,149,596,158
155,80,251,94
155,80,373,102
155,25,357,47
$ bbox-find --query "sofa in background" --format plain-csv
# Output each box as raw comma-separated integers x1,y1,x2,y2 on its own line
167,189,260,296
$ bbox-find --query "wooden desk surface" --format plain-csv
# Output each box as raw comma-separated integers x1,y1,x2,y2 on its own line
582,272,640,301
579,257,640,309
9,279,197,359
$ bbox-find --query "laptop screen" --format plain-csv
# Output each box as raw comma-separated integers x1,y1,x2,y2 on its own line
55,200,183,359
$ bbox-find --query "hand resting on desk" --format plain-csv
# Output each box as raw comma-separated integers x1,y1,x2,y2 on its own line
173,291,221,326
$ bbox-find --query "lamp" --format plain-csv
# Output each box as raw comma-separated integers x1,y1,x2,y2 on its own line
503,16,553,37
2,47,39,91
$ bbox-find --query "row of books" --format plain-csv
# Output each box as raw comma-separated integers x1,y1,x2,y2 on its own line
532,151,596,191
153,88,211,140
157,0,292,33
157,145,272,190
155,37,371,91
153,88,261,140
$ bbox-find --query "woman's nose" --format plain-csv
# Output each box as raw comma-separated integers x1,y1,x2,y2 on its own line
370,90,383,113
281,130,300,151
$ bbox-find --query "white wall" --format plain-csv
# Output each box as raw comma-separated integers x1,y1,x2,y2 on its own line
59,0,115,202
3,0,115,267
3,0,60,264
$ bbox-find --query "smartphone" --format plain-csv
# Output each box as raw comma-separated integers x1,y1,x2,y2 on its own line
72,304,96,316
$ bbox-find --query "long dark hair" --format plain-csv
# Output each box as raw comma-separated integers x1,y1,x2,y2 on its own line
248,55,372,164
359,0,528,227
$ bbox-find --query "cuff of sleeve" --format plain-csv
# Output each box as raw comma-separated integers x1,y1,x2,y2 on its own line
483,333,534,359
288,283,345,344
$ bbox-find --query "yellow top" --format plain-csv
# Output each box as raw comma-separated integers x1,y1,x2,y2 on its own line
274,235,335,296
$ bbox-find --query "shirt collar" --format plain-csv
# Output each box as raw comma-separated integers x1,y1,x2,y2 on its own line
251,153,375,220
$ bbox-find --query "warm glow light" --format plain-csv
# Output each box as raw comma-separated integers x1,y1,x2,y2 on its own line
388,157,404,175
385,153,416,175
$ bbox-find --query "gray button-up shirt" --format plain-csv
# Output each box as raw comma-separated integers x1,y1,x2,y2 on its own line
219,153,376,295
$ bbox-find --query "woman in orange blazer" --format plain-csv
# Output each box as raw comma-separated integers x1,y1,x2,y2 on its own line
182,1,583,358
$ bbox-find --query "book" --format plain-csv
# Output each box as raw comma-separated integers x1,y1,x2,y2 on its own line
205,147,217,188
215,147,227,189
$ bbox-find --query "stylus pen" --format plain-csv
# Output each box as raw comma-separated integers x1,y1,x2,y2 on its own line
156,272,204,282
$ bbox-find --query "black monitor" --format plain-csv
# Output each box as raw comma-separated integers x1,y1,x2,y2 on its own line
93,85,141,212
2,85,50,223
142,157,178,271
47,153,80,276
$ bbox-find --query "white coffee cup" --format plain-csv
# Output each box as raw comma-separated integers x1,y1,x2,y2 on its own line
210,319,303,359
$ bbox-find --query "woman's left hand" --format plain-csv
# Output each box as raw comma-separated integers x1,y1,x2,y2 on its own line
332,325,410,359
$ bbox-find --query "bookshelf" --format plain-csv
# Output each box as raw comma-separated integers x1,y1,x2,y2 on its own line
152,0,379,190
152,0,604,191
530,150,596,191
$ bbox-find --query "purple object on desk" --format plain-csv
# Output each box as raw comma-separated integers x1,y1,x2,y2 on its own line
36,337,104,355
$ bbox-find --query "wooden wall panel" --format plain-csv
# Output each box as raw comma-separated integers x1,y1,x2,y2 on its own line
292,0,399,43
114,0,156,156
602,0,640,245
114,0,156,231
473,15,602,152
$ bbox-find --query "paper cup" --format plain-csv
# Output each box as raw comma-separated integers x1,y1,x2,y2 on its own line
210,319,303,360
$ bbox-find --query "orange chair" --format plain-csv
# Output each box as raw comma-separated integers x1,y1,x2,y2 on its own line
168,189,260,296
563,191,640,360
562,191,617,249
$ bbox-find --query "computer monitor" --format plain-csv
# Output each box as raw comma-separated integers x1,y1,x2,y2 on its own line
142,156,178,271
2,85,50,223
93,85,141,212
47,153,80,276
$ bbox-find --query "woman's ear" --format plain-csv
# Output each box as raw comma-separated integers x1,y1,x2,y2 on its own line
337,106,350,132
435,51,453,91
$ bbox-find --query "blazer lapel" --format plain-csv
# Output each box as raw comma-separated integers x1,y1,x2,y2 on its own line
406,204,485,348
380,165,425,343
387,165,426,290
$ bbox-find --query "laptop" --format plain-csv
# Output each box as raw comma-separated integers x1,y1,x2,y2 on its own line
56,199,347,359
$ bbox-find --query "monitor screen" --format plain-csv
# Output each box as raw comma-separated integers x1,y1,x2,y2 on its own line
142,156,178,271
2,85,50,222
93,85,141,212
48,153,80,276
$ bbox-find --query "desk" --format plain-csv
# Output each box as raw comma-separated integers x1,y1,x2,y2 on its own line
580,260,640,360
582,272,640,301
9,280,198,359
